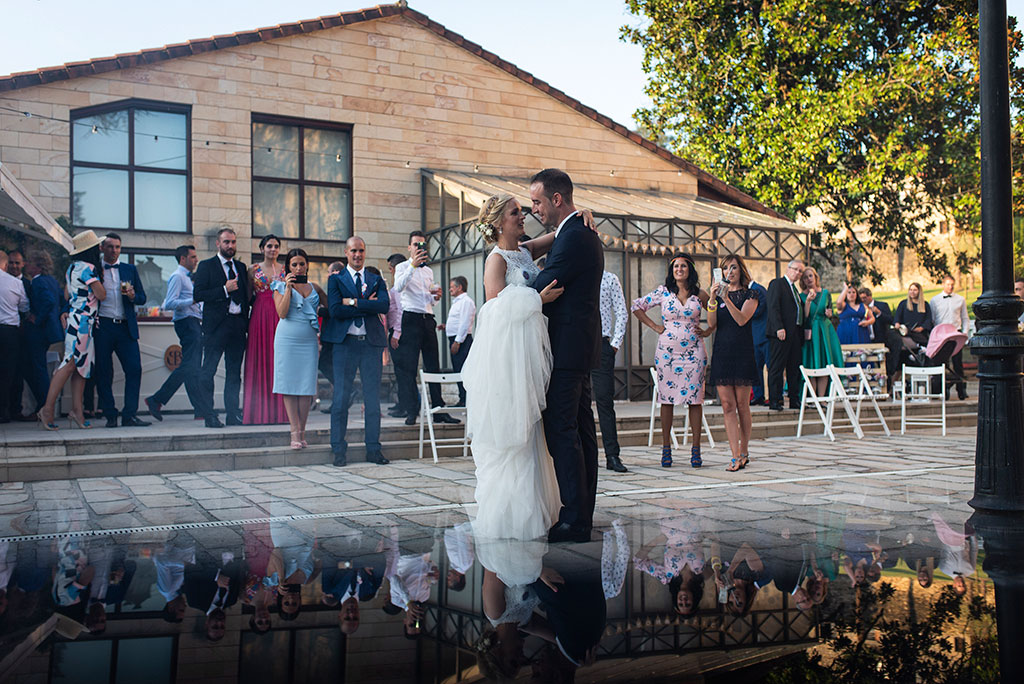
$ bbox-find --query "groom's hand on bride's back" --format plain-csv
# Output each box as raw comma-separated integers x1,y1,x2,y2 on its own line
540,280,564,304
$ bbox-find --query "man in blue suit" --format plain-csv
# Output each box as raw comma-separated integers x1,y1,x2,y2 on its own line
748,280,770,405
22,250,64,417
322,236,390,467
94,233,150,427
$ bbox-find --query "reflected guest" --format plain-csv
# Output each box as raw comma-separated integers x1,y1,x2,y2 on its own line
244,234,287,424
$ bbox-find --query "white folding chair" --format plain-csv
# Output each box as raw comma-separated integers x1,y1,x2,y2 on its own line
646,366,715,448
418,370,469,463
797,365,863,441
830,364,890,437
901,364,946,436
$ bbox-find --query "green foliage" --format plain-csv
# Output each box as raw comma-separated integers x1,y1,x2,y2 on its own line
622,1,1024,284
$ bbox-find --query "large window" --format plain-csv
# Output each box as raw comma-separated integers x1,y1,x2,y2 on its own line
70,100,190,233
251,115,353,242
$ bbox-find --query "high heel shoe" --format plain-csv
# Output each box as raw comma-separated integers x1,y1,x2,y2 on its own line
37,410,59,431
290,431,302,450
68,413,91,429
300,432,308,449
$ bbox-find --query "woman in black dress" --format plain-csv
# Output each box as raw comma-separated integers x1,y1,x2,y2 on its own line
707,254,760,472
893,282,933,363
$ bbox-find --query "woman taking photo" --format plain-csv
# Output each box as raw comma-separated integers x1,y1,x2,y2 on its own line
244,234,287,425
272,249,325,449
38,230,106,430
894,282,933,362
706,254,759,472
836,282,874,345
799,266,843,397
632,254,710,468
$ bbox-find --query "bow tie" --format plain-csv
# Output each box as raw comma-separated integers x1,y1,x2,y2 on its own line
103,263,117,270
943,294,952,298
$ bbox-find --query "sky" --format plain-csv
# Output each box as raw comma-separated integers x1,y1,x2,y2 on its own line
0,0,653,130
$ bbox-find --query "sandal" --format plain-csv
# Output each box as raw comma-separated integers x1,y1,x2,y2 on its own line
289,430,302,451
661,445,672,468
690,446,702,468
726,455,749,472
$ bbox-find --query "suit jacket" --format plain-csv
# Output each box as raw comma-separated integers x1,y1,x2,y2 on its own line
99,263,148,339
183,559,244,612
766,275,803,340
749,281,769,347
867,299,893,343
26,274,64,345
192,255,250,335
322,269,389,347
530,214,605,370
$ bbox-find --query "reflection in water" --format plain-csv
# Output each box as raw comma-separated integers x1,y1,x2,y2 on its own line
0,491,1001,682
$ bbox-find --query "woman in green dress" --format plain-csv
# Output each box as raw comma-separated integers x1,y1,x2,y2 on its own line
799,266,843,397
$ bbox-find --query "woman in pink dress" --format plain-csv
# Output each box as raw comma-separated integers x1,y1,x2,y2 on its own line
243,234,287,424
632,254,710,468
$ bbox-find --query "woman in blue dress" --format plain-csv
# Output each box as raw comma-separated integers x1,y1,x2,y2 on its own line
39,230,106,430
835,283,874,345
272,249,326,449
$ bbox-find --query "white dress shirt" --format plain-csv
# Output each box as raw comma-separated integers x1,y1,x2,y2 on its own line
218,253,242,315
387,286,403,338
930,291,970,333
98,261,125,319
163,264,202,321
393,260,437,315
389,553,435,610
445,292,475,343
599,271,628,349
346,265,368,336
444,522,475,574
553,210,579,239
0,269,29,326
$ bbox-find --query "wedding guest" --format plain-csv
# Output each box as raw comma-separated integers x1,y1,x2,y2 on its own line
268,520,320,622
799,266,842,398
766,260,805,410
21,251,63,420
146,245,203,420
322,236,390,467
392,231,459,426
244,234,287,424
930,275,970,399
193,228,250,428
633,516,706,617
748,279,769,405
184,554,244,642
0,251,28,423
389,551,439,636
836,282,874,345
707,255,759,472
272,248,326,450
594,270,628,472
442,275,475,407
38,231,106,430
317,261,346,391
1015,278,1024,328
386,253,407,417
858,286,900,389
4,250,29,419
444,522,474,593
155,542,195,622
94,233,150,427
894,282,933,363
632,254,710,468
719,543,766,616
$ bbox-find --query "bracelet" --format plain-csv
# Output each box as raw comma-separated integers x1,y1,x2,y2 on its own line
707,303,718,312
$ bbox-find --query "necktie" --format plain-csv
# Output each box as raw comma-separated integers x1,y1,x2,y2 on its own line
226,260,236,281
225,261,242,305
353,272,365,328
790,281,804,325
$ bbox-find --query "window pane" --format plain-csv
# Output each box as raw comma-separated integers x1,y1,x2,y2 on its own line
304,185,350,241
253,123,298,179
294,629,343,682
131,253,179,316
253,181,300,238
134,110,187,170
73,167,128,229
115,638,173,684
239,630,291,683
134,172,187,232
303,128,351,183
73,111,129,164
51,641,112,684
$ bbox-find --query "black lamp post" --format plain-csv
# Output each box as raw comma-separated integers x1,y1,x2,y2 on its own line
970,1,1024,680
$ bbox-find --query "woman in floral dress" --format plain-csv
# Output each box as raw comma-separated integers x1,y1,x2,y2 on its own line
243,234,288,424
633,515,707,617
632,254,710,467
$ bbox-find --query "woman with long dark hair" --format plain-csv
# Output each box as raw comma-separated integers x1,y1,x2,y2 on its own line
243,234,287,424
38,231,106,430
632,254,710,468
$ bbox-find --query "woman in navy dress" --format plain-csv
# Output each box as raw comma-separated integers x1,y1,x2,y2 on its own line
272,249,326,450
836,283,874,345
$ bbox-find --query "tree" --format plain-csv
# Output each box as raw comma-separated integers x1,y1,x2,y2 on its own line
623,0,1024,284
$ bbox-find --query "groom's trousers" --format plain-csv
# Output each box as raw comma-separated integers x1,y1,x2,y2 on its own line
543,369,599,529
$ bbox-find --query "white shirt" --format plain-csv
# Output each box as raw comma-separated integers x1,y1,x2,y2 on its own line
154,545,196,602
930,291,970,333
218,254,242,315
346,265,367,336
98,260,125,319
393,260,437,315
444,522,475,574
389,553,434,610
445,292,475,343
553,210,579,239
0,269,28,326
599,271,628,349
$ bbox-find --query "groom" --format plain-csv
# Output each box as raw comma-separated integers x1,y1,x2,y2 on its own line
529,169,604,544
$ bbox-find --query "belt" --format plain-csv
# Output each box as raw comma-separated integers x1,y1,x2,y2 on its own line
0,323,18,329
346,334,367,341
100,316,127,324
403,311,434,318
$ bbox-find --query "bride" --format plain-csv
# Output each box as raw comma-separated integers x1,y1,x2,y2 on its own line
462,194,592,540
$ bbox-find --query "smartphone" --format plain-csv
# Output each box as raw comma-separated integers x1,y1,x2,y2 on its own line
713,267,723,285
414,241,429,265
293,274,308,284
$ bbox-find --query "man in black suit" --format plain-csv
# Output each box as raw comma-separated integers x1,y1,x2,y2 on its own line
859,287,900,388
529,169,604,544
766,259,805,410
192,228,250,428
183,554,244,642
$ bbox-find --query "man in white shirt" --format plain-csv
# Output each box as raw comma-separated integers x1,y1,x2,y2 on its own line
592,271,628,473
1014,278,1024,329
391,231,460,426
929,274,970,400
443,522,474,593
442,276,475,406
385,254,407,417
0,251,29,423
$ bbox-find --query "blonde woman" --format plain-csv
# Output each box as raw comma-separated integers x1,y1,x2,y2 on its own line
799,266,842,397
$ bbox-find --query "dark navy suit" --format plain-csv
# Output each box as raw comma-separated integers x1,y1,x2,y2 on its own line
94,262,147,421
322,268,389,459
23,274,63,412
749,281,769,403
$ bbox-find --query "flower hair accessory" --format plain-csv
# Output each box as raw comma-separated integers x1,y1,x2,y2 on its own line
476,221,498,242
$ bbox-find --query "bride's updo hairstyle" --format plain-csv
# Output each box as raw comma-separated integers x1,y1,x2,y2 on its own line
475,194,517,244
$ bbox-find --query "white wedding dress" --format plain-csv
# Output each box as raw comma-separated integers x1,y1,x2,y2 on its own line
462,246,562,540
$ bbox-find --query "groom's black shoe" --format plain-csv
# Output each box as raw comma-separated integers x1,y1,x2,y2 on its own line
606,455,628,473
547,522,591,544
434,413,461,425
